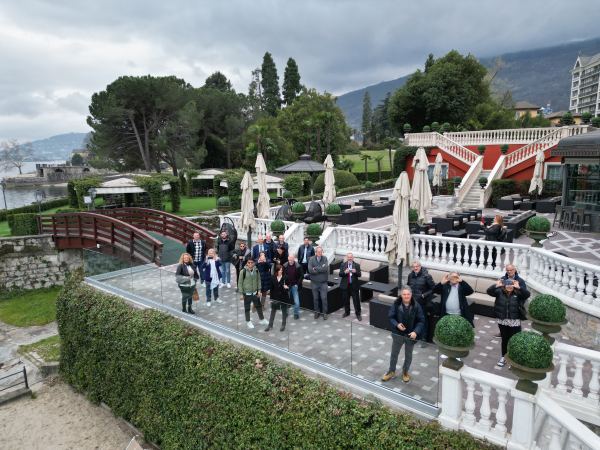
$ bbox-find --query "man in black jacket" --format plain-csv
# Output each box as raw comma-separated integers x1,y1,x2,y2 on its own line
339,252,362,321
433,272,475,327
297,237,315,275
185,232,206,285
406,261,435,341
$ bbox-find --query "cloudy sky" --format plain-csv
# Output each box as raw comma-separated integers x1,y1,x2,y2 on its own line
2,0,600,142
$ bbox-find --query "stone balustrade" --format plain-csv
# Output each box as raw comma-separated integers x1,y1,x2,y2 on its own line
455,155,483,204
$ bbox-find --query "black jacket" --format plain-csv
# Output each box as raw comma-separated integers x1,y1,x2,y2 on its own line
501,272,529,293
433,280,475,326
297,244,315,265
338,261,362,291
487,285,530,321
282,262,304,286
388,300,426,338
216,237,235,262
270,274,289,303
485,224,503,242
185,239,206,263
175,262,199,280
232,246,251,271
407,268,435,304
272,248,289,269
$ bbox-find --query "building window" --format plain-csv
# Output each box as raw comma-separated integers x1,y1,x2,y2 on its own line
544,164,562,180
427,163,448,181
565,163,600,209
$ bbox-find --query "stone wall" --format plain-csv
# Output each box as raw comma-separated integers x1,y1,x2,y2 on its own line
0,235,82,291
563,307,600,349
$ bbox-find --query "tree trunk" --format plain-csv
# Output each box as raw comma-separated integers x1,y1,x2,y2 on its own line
128,112,152,171
388,147,392,172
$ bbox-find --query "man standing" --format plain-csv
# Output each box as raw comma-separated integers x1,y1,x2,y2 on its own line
185,231,206,285
232,241,251,291
252,234,272,262
433,272,474,327
297,237,315,275
238,259,268,329
264,232,276,257
406,260,436,340
308,246,329,320
339,252,362,321
277,234,289,253
216,230,235,288
283,254,304,320
382,286,425,384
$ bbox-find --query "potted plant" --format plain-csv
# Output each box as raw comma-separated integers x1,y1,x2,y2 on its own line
500,144,509,155
291,201,306,222
527,294,568,344
525,216,551,247
506,331,554,394
408,208,420,233
422,125,431,132
433,315,475,370
217,196,230,213
364,180,373,191
270,219,286,235
325,203,342,225
306,223,322,243
453,176,462,188
282,190,294,201
478,176,488,189
477,145,486,155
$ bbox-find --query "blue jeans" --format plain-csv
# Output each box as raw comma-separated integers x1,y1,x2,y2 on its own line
206,285,219,303
221,262,231,284
289,285,300,316
194,260,204,283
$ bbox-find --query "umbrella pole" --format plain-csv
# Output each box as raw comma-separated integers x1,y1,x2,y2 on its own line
247,228,252,249
397,259,404,290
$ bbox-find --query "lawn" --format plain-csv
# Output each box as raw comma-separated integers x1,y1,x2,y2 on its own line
18,334,60,362
165,196,217,216
340,149,395,173
0,287,62,327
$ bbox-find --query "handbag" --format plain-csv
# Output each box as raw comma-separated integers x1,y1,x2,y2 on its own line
192,288,200,302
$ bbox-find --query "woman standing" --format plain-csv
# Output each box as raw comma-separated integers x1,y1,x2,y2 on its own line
484,215,506,242
272,245,288,270
487,278,530,367
175,253,198,314
202,248,222,307
256,252,272,309
265,264,289,332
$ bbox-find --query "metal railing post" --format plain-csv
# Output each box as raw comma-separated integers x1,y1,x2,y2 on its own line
23,366,28,389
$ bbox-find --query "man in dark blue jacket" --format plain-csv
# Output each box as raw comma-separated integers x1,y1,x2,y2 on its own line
433,272,475,327
296,237,315,275
381,286,425,384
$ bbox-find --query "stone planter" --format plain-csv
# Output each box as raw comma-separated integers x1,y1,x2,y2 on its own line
528,316,568,344
433,338,474,370
326,214,341,226
526,230,547,247
217,206,230,214
505,356,554,394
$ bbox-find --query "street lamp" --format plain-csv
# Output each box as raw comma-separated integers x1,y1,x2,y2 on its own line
34,189,45,214
89,188,97,211
0,179,7,211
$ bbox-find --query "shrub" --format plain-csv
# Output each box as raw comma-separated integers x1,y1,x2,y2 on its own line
528,294,566,323
500,144,509,154
8,213,39,236
325,203,341,215
441,122,451,132
55,208,79,213
422,125,431,132
306,223,322,237
168,178,181,213
213,170,244,208
0,198,70,223
526,216,550,232
313,170,359,194
291,201,306,213
71,177,102,210
56,277,494,449
67,181,78,208
591,116,600,128
478,177,488,186
402,123,412,133
217,196,230,207
446,179,455,195
364,181,373,190
409,208,418,223
392,145,430,177
508,331,553,369
282,174,307,197
430,122,440,132
270,219,285,233
434,315,475,348
490,179,517,206
453,176,462,185
477,145,486,155
282,190,294,199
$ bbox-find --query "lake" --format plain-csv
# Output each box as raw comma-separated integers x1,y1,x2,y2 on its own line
1,161,69,209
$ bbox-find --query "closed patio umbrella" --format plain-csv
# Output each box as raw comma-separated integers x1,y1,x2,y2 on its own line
240,171,256,247
385,171,412,288
410,147,433,222
255,153,270,219
432,152,444,188
528,148,545,195
322,154,336,206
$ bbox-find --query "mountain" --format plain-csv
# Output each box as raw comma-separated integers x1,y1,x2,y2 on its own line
28,132,90,161
336,37,600,129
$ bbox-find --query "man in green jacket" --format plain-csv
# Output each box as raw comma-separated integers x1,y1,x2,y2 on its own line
238,258,268,329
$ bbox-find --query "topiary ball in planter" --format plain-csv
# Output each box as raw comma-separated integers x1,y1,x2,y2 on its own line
270,219,286,234
306,223,322,242
291,201,306,213
525,216,551,247
477,145,486,155
217,196,230,207
478,176,488,188
500,144,509,155
282,190,294,199
506,331,554,394
528,294,567,343
325,203,341,215
433,315,475,370
364,181,373,190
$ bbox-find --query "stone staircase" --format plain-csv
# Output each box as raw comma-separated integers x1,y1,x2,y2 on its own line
460,170,490,208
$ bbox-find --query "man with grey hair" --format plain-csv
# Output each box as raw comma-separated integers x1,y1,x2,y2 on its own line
339,252,362,320
308,246,329,320
433,271,474,328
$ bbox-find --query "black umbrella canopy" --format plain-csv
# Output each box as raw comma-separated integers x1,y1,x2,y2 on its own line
275,154,326,173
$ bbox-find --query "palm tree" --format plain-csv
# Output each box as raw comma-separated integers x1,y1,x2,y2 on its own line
359,153,372,182
373,155,384,181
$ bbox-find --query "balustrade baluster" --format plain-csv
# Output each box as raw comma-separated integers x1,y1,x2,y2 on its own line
568,264,578,298
494,388,508,435
484,244,492,271
548,418,562,450
572,357,585,398
595,279,600,307
556,352,570,394
419,239,427,263
584,270,595,303
478,384,492,432
566,435,582,450
463,379,476,426
541,255,550,285
575,268,586,301
440,239,448,264
433,239,440,264
559,262,570,295
589,361,600,401
554,261,564,292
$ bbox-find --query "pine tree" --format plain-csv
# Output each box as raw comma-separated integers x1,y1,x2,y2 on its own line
261,52,281,116
361,91,372,146
282,57,302,106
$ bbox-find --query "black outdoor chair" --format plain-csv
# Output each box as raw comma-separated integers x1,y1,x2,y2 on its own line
274,204,293,221
303,201,323,224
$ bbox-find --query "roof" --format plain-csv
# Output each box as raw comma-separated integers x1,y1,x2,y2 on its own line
192,168,225,180
553,129,600,157
275,154,325,173
95,176,170,195
514,101,540,110
576,52,600,69
545,111,581,120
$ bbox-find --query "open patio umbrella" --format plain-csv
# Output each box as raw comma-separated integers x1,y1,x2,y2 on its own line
240,171,256,247
432,152,444,191
322,154,336,206
385,171,412,288
528,148,545,196
255,153,270,219
410,147,433,223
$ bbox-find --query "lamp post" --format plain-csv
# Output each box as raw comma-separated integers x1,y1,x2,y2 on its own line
34,189,45,214
88,188,97,211
0,179,7,210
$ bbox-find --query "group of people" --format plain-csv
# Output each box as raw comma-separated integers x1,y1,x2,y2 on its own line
381,262,529,383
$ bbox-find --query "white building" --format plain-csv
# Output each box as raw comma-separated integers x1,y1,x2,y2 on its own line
570,52,600,116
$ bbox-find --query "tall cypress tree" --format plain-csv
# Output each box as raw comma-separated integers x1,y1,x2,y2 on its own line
361,91,372,146
261,52,281,116
282,57,302,106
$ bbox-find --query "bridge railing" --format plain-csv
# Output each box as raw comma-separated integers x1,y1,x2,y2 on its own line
96,207,216,247
39,212,163,265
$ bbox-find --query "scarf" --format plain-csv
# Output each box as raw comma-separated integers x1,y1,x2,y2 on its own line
209,259,220,290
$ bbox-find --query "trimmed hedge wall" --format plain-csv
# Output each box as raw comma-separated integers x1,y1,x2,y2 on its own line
313,170,360,194
56,277,494,450
0,197,69,223
8,213,39,236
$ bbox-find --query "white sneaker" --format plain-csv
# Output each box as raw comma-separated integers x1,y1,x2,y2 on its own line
259,319,269,325
207,302,211,307
246,321,254,329
497,357,506,367
215,299,224,304
219,282,225,288
226,283,231,289
201,282,205,287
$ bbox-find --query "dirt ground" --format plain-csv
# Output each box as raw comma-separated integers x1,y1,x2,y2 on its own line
0,379,137,450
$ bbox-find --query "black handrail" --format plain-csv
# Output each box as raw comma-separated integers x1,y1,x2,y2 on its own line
0,366,29,392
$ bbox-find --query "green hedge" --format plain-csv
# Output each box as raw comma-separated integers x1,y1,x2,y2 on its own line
282,173,310,197
67,181,78,208
213,170,244,209
0,197,70,223
71,177,102,209
57,277,493,450
313,170,360,194
8,213,39,236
